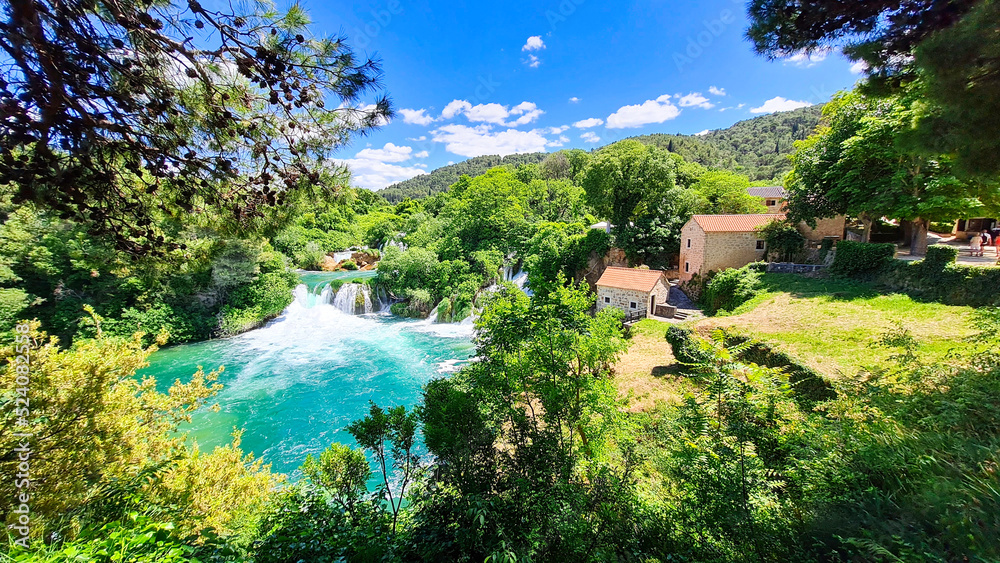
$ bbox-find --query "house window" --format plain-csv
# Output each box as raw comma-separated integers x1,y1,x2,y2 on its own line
629,302,637,309
766,199,776,206
603,296,610,304
756,240,765,250
684,262,689,272
686,238,691,248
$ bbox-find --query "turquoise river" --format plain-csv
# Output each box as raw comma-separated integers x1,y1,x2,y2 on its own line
140,271,475,476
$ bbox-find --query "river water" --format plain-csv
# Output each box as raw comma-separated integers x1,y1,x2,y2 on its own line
141,271,475,476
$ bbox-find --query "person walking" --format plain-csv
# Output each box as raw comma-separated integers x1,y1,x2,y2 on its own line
971,231,982,256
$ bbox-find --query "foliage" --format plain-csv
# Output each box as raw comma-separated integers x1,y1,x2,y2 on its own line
829,240,895,278
379,153,548,202
700,263,765,315
634,105,823,181
757,220,806,262
692,170,767,214
0,0,389,253
301,443,370,513
346,403,420,535
580,140,678,233
786,90,989,254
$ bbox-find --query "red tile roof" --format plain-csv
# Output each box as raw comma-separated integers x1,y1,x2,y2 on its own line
691,214,786,233
595,267,666,292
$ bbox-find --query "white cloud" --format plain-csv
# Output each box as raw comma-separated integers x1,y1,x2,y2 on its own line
525,54,541,68
606,94,681,128
581,132,601,143
430,124,550,157
406,135,427,142
678,92,714,109
849,60,869,74
708,86,726,96
398,108,436,126
545,125,570,134
573,117,604,129
336,142,429,190
695,129,710,136
354,142,413,163
547,135,571,148
442,99,472,119
440,99,544,126
783,48,831,68
507,101,544,126
569,97,580,103
522,36,545,51
339,158,427,190
750,96,812,114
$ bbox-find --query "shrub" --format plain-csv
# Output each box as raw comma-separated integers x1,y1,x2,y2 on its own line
341,259,358,271
922,244,958,270
665,326,714,366
700,263,763,315
757,220,806,262
830,240,895,278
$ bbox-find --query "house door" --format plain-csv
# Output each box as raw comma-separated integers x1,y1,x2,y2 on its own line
649,295,655,315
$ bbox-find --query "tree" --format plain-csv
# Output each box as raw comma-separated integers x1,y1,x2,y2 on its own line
346,402,420,535
746,0,1000,179
786,91,988,255
0,0,390,254
580,140,678,235
692,171,767,215
539,152,572,180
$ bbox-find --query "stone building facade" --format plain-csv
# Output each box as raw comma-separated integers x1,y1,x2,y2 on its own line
595,267,670,317
747,186,845,242
679,214,783,282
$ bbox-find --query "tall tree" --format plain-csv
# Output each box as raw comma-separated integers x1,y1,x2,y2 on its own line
746,0,1000,179
786,91,990,255
0,0,389,254
692,170,767,215
580,140,678,233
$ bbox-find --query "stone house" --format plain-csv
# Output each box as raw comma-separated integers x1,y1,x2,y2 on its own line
679,214,785,282
595,267,670,317
747,186,845,242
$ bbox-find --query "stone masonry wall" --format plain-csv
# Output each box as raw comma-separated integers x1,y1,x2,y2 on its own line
679,222,706,282
596,278,670,316
798,216,846,241
702,231,767,274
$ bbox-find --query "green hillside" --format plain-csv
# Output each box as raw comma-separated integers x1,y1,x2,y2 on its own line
379,105,824,201
378,152,548,202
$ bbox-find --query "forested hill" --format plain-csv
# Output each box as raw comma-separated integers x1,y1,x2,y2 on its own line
630,104,823,182
379,153,547,202
379,105,823,201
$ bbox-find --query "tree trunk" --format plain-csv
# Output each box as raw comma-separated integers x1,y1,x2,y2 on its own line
910,218,929,256
900,220,913,247
860,212,873,243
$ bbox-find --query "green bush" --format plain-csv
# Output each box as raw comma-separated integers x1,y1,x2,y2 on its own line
665,325,714,366
830,240,895,278
700,263,764,315
341,259,358,271
922,244,958,270
757,220,806,262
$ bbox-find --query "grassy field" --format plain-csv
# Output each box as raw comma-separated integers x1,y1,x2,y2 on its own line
615,273,977,410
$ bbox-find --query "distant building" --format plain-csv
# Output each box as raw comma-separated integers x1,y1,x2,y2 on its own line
954,217,998,241
748,186,788,213
747,186,845,242
595,266,670,317
679,214,784,282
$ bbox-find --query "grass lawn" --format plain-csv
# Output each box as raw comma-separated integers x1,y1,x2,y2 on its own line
694,273,977,377
614,273,978,411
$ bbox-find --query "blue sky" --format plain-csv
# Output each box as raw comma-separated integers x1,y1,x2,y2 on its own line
302,0,865,189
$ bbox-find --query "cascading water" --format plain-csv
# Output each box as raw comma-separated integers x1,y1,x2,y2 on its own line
141,271,474,477
294,279,390,315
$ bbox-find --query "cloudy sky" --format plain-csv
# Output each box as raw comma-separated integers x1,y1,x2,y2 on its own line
300,0,863,189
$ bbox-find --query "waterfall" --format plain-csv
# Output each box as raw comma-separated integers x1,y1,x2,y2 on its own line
293,281,384,315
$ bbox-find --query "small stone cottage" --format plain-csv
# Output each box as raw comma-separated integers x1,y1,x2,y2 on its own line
679,214,785,282
595,267,670,317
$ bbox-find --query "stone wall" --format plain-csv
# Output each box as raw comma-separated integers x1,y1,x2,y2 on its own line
798,216,845,242
596,278,670,316
577,247,629,291
679,222,706,282
702,231,768,274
